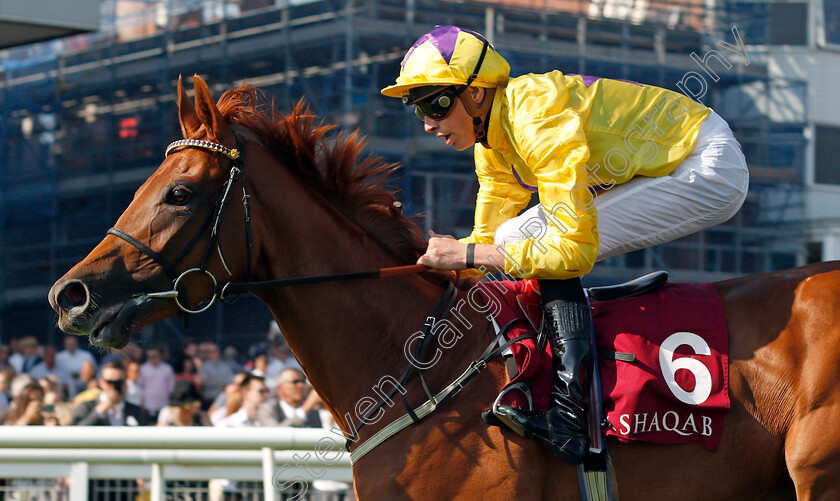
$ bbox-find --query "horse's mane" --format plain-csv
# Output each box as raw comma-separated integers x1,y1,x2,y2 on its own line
214,86,428,265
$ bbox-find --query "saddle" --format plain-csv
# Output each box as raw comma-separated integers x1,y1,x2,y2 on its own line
476,271,731,501
588,270,669,301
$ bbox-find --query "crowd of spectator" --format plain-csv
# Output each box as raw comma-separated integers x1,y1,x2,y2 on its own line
0,322,352,499
0,326,326,431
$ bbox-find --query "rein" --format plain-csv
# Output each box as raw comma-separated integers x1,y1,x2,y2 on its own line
214,263,430,299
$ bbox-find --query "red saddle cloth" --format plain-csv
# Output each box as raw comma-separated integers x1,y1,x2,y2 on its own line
474,279,730,451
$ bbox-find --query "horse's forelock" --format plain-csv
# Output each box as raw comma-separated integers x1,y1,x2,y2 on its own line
213,85,427,265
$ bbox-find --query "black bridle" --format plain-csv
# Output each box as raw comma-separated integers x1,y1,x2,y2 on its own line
107,137,253,314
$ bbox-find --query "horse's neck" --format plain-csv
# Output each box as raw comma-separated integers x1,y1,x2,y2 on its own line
246,153,460,425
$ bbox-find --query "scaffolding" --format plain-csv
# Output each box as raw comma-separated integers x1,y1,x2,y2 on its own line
0,0,807,344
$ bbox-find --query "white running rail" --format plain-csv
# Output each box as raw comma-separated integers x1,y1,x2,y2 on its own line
0,426,353,501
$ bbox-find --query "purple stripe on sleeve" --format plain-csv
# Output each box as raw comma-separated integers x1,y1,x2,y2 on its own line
512,168,539,193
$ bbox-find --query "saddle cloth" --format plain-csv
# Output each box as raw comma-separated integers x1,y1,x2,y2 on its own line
474,279,730,451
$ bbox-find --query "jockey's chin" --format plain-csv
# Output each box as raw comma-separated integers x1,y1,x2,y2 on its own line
438,128,477,151
454,135,478,151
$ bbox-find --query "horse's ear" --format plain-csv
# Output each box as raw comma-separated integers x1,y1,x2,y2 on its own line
192,75,235,147
177,75,201,139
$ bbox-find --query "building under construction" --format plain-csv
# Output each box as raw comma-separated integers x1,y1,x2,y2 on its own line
0,0,811,345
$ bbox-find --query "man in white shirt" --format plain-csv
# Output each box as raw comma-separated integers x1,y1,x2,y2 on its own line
124,360,143,407
210,373,270,498
215,372,269,427
7,338,24,374
258,369,321,427
56,336,97,397
199,341,234,406
29,345,72,392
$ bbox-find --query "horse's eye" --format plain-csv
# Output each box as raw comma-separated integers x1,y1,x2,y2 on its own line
166,187,192,206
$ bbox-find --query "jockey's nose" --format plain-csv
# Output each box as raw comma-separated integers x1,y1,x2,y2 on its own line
424,117,438,133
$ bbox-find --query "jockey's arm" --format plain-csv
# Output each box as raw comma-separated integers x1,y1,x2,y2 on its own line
418,235,504,270
461,149,533,246
501,109,599,279
416,146,529,271
419,109,599,279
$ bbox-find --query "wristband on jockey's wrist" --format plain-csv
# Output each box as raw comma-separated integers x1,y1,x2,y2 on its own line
466,243,476,269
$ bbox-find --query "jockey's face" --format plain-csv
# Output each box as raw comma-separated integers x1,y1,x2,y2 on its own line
422,87,484,151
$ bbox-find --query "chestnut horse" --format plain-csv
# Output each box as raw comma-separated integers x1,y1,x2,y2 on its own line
49,76,838,500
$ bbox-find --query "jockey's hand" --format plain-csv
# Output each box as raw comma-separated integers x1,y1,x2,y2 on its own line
418,231,469,270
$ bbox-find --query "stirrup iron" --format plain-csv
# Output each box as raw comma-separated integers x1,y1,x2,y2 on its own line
491,382,533,436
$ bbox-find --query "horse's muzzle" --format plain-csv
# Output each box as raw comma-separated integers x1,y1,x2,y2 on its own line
49,279,159,348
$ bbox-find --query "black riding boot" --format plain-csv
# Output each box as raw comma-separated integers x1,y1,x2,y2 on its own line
494,279,592,465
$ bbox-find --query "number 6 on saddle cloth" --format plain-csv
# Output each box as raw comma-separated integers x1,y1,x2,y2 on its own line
477,271,730,501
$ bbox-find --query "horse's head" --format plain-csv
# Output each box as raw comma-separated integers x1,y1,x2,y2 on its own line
49,76,249,348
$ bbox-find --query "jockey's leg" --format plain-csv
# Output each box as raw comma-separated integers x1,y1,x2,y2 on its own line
494,277,591,465
593,110,748,261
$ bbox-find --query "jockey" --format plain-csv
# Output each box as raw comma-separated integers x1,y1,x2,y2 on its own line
381,25,748,464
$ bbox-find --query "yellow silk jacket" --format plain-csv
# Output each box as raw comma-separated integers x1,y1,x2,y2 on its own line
461,71,710,279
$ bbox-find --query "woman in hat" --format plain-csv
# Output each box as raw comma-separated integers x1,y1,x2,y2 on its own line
382,25,748,464
158,379,210,426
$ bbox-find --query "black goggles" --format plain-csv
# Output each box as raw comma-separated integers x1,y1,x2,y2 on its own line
400,39,490,121
402,85,466,121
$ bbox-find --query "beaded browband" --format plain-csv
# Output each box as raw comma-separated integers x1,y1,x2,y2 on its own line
165,139,240,160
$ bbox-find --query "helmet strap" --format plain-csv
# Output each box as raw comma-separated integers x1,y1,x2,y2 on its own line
459,87,496,146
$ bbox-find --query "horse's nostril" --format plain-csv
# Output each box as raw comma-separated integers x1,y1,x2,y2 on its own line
59,282,88,310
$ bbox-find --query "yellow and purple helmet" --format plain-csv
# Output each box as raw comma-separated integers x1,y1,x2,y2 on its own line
381,25,510,98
